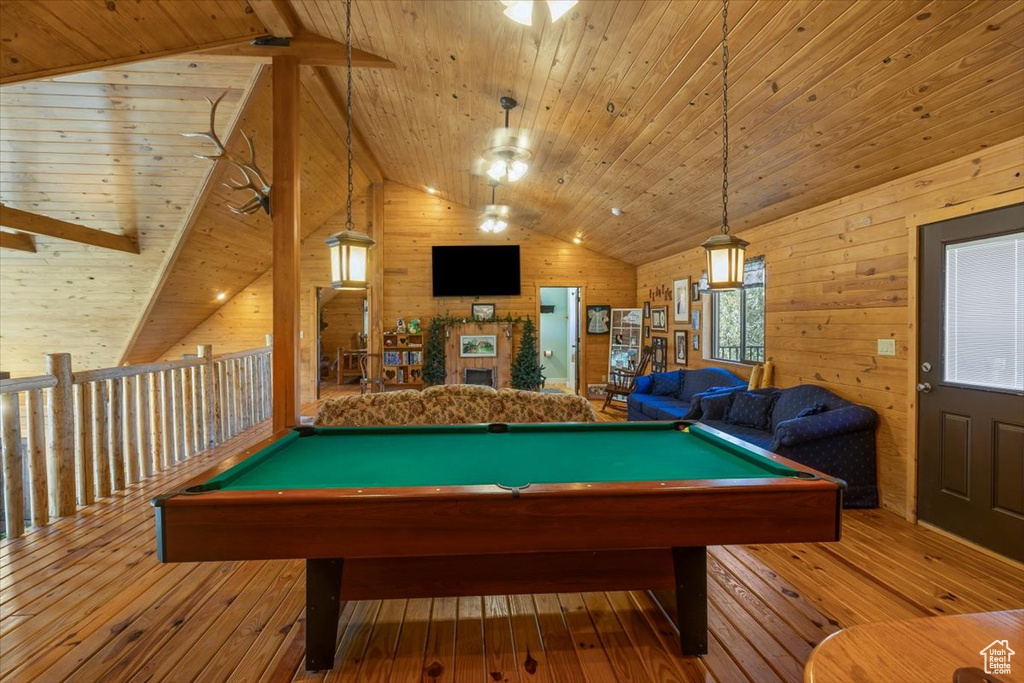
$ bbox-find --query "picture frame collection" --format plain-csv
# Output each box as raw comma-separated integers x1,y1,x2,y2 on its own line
644,270,704,369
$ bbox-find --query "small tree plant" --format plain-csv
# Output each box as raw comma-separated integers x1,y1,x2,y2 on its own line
422,316,447,386
510,316,545,390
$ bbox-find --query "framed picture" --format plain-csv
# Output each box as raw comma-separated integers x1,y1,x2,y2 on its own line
673,278,690,322
691,282,700,302
644,325,651,339
692,334,700,351
651,337,668,372
586,305,611,334
643,301,651,319
460,335,497,357
651,306,668,331
587,383,608,399
471,303,495,321
674,331,688,366
691,310,700,331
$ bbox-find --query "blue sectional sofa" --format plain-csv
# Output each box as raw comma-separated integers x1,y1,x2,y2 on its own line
627,367,747,421
694,384,879,508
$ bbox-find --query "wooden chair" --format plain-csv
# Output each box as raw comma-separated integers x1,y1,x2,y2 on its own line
359,353,386,395
603,345,653,411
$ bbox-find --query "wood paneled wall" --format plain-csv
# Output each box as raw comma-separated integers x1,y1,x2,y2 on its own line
637,137,1024,516
381,182,636,389
161,196,369,404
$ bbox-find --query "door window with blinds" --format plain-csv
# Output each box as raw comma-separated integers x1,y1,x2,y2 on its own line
943,231,1024,392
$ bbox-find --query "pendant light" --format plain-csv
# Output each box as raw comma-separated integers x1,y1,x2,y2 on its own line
327,0,375,291
480,183,510,234
483,96,530,183
700,0,748,290
500,0,577,26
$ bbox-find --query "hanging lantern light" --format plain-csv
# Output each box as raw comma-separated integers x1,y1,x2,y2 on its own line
701,0,748,290
327,230,374,290
326,0,374,290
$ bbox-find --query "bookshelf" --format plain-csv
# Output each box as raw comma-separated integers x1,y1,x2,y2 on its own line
382,331,424,388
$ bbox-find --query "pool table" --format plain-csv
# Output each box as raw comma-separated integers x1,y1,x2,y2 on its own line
153,421,844,671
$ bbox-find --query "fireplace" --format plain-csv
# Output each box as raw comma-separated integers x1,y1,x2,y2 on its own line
464,367,496,387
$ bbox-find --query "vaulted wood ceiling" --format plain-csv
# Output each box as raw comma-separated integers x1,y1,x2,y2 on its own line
308,0,1023,264
0,0,266,84
2,0,1022,374
0,59,256,375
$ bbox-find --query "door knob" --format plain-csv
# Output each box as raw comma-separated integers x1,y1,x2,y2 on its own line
917,382,932,393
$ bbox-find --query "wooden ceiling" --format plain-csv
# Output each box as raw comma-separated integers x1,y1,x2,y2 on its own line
0,58,256,375
296,0,1023,264
122,68,371,364
0,0,266,84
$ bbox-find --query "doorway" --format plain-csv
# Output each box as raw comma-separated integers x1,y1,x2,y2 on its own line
539,287,581,394
317,288,369,397
916,203,1024,561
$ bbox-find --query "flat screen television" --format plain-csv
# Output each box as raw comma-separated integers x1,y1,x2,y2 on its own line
431,245,521,297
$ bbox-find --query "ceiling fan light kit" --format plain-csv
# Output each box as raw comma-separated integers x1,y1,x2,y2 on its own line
500,0,578,26
480,184,511,234
482,96,531,184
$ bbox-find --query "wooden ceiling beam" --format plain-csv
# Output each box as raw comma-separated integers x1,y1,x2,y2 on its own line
0,231,36,253
0,205,138,254
0,34,259,87
192,34,395,69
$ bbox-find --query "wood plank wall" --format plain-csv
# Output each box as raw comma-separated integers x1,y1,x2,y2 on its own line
320,291,367,357
161,196,369,404
381,182,636,389
636,137,1024,516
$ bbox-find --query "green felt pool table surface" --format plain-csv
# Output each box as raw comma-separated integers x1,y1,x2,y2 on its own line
200,422,807,492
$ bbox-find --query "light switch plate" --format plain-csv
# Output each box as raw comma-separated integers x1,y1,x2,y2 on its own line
877,339,896,356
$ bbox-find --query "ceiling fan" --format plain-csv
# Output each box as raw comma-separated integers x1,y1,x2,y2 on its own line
500,0,578,26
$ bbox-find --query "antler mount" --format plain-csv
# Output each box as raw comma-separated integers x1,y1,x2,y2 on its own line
182,92,272,216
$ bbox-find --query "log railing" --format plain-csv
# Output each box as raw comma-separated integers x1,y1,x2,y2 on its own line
0,341,272,539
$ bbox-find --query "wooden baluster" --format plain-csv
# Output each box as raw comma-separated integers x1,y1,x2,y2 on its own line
75,383,94,506
241,357,251,429
161,370,173,468
150,372,163,473
93,380,111,498
138,374,152,478
124,375,140,484
1,392,25,538
192,366,203,450
223,360,234,437
198,346,215,450
172,369,186,461
109,377,125,491
25,389,47,527
183,365,196,457
232,359,243,431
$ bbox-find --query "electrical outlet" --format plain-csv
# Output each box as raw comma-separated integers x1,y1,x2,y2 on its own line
877,339,896,356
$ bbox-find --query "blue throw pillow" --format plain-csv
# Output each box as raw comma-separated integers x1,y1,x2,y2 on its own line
797,403,828,418
651,371,681,396
700,392,734,421
634,375,654,394
725,392,777,430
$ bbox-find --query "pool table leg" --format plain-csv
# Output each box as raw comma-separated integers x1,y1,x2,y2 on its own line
306,558,345,670
673,546,708,656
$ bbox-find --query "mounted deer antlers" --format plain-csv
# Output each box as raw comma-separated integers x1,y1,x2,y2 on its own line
182,92,272,216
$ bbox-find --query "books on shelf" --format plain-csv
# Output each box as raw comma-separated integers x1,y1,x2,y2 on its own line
383,351,424,367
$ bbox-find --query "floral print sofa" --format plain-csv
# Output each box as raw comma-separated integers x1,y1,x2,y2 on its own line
314,384,597,427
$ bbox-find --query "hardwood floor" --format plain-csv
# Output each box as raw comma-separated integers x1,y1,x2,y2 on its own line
1,408,1020,682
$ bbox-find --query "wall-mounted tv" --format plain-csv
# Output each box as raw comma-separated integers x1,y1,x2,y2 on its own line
432,245,521,297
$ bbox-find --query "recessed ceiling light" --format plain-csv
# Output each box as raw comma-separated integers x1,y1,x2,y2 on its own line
426,186,437,194
572,236,582,245
216,292,227,301
611,207,623,216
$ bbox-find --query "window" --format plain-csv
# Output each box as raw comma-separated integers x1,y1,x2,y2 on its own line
710,257,765,363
